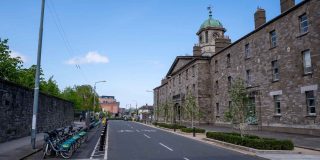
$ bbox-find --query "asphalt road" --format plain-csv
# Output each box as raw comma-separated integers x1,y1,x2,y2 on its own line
107,120,264,160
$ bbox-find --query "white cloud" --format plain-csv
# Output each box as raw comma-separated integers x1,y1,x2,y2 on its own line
66,51,109,65
10,50,28,62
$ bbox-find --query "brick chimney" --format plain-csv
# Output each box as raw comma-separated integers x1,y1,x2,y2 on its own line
193,44,201,56
254,7,266,29
280,0,295,13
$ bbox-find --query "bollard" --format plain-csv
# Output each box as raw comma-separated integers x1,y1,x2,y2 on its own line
99,134,105,151
193,127,196,137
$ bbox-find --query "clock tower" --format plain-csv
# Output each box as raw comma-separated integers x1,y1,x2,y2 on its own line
196,7,231,57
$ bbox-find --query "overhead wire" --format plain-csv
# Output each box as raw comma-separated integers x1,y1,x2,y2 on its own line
47,0,90,84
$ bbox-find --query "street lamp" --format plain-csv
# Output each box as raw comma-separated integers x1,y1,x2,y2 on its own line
93,81,106,113
132,100,138,120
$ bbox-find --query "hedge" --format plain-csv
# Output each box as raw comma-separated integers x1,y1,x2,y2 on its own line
206,132,294,150
180,127,206,133
154,122,187,129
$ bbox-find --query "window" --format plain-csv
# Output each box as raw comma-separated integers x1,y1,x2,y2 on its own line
215,81,219,95
199,35,203,43
192,65,195,77
228,101,232,110
303,50,312,74
186,86,189,94
246,69,252,86
299,13,308,33
186,69,189,80
216,103,219,117
178,74,181,84
205,31,209,43
274,95,281,115
192,84,196,93
245,43,250,58
227,54,231,67
215,60,218,73
270,30,277,48
227,76,232,90
173,78,175,87
306,91,316,115
272,60,279,81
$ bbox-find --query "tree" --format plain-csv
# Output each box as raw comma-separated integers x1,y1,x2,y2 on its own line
224,78,249,137
183,91,201,128
0,39,23,81
41,76,60,96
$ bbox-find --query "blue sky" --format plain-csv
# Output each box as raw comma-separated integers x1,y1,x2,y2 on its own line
1,0,302,108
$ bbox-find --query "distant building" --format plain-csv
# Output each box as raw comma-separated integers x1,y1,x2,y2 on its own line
138,104,153,121
154,0,320,136
99,96,120,116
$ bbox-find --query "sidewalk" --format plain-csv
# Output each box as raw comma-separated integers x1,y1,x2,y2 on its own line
197,124,320,151
0,121,86,160
0,133,44,160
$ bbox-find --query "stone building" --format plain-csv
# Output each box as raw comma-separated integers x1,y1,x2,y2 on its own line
154,0,320,135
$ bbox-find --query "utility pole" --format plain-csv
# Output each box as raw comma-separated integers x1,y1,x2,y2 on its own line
31,0,45,149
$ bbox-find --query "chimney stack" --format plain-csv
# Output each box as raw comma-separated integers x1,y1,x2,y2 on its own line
280,0,295,13
254,7,266,29
193,44,202,56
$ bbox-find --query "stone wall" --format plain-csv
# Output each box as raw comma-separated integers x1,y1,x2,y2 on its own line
0,79,74,143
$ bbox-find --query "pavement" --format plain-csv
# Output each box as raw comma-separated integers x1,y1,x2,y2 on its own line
0,121,87,160
196,124,320,151
107,120,264,160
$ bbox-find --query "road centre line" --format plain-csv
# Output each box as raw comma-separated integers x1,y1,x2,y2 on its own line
159,143,173,151
183,157,190,160
143,134,151,139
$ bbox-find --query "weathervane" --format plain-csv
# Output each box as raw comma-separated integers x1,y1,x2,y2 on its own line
207,5,213,18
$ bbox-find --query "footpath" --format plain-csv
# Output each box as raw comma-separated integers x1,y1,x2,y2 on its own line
138,122,320,160
0,121,86,160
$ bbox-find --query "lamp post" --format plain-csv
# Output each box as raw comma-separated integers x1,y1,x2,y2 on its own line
133,100,138,121
93,81,106,116
31,0,45,149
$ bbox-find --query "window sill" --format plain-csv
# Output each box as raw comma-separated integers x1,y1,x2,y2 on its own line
296,31,309,38
269,46,277,50
273,114,282,117
305,114,317,117
272,80,279,83
245,57,251,60
303,72,313,76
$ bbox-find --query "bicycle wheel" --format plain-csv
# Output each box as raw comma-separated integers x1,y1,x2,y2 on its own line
60,145,73,159
42,143,52,158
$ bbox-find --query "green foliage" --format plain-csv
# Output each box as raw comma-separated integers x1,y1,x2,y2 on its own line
183,91,201,128
155,122,187,129
61,85,99,111
0,39,23,81
225,78,249,124
180,127,206,133
206,132,294,150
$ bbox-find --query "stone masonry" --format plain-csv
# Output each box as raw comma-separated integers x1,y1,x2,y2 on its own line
154,0,320,136
0,79,74,143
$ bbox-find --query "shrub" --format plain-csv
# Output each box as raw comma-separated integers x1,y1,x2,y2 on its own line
180,127,206,133
206,132,294,150
156,123,186,129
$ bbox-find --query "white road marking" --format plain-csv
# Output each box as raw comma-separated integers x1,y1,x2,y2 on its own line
159,143,173,151
104,124,110,160
90,137,101,159
141,129,156,132
183,157,190,160
118,130,134,133
131,126,133,129
143,134,151,139
136,129,140,132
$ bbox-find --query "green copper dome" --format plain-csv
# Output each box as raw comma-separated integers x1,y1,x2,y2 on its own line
200,18,223,29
